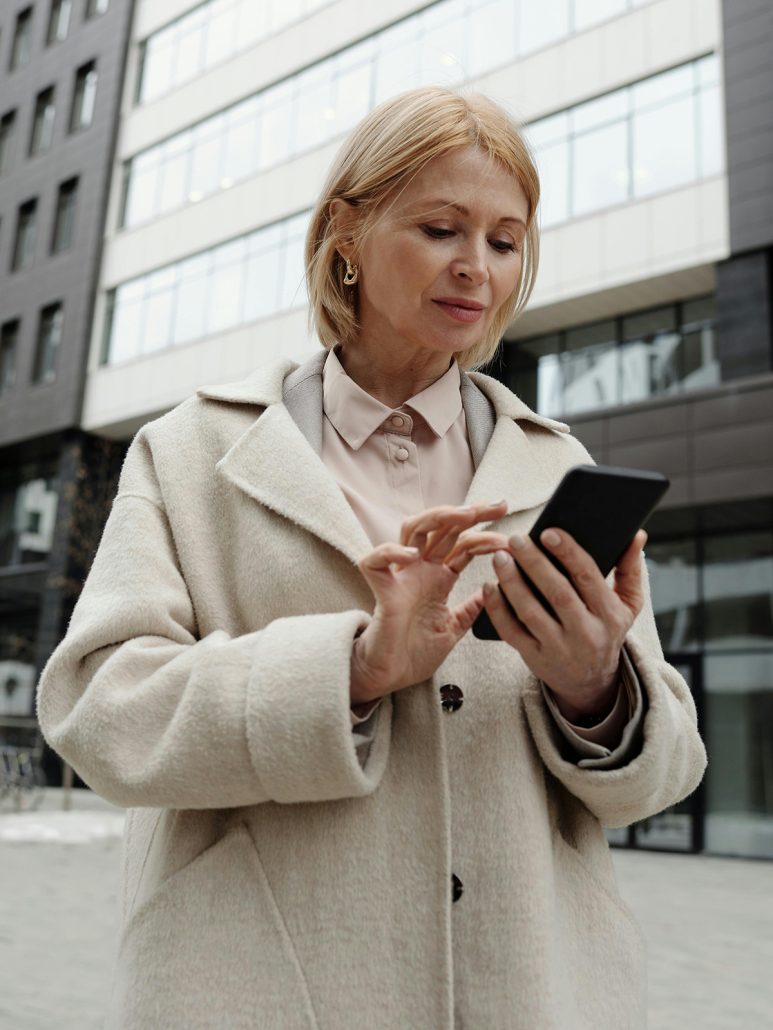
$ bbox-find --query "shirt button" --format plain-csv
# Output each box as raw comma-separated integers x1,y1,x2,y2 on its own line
452,873,463,903
440,684,464,712
395,447,410,461
390,414,405,427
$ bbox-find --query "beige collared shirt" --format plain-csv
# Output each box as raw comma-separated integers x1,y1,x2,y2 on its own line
320,347,639,760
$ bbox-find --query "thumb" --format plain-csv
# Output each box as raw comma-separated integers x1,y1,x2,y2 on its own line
613,530,647,616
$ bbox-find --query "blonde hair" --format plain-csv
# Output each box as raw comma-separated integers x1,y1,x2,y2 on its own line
305,86,540,370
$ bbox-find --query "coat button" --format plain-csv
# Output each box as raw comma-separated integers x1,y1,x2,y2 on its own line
440,683,463,712
395,447,410,461
452,873,463,903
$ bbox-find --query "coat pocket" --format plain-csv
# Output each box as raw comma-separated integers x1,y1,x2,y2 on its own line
551,828,647,1030
108,824,319,1030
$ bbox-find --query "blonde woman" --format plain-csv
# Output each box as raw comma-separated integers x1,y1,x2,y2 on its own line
38,88,706,1029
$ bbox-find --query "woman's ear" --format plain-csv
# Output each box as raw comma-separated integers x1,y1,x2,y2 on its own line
328,198,360,263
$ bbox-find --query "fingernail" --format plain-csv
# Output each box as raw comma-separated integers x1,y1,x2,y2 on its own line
459,506,475,513
542,529,561,548
509,532,527,550
493,550,510,568
482,582,493,599
404,546,420,554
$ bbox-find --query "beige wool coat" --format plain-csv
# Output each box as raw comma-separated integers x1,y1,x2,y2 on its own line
37,352,706,1029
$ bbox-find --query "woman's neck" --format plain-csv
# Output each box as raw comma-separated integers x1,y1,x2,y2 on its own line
336,342,455,409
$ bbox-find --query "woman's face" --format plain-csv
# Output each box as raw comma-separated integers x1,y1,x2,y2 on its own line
351,146,529,365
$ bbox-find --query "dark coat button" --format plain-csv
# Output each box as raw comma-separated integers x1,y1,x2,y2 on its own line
440,684,464,712
451,873,463,903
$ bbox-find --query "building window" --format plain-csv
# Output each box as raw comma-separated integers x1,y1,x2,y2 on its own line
0,321,19,395
103,209,309,365
9,7,34,72
29,88,56,156
33,303,64,384
528,55,723,227
70,62,98,132
86,0,110,16
46,0,72,44
503,296,718,417
51,177,79,253
11,199,38,273
0,110,17,175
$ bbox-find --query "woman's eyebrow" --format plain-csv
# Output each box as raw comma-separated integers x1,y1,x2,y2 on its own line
414,197,526,228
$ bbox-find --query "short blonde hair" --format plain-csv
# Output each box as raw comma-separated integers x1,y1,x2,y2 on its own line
305,86,540,370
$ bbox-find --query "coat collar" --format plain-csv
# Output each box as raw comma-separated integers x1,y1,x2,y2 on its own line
198,350,570,565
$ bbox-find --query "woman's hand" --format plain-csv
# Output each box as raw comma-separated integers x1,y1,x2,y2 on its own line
350,501,507,706
450,527,647,722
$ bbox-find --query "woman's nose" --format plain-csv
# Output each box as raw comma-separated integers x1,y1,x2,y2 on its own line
452,240,489,285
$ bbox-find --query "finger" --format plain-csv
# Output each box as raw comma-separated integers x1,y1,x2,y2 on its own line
492,551,559,643
358,544,420,580
527,529,611,618
481,580,539,654
449,589,486,635
613,530,647,617
444,531,511,574
424,508,507,564
400,506,478,551
401,501,506,553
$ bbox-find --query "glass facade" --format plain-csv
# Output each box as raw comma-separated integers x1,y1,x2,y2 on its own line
137,0,333,104
504,296,717,417
528,56,723,227
644,505,773,860
102,210,310,366
138,0,652,107
122,0,657,228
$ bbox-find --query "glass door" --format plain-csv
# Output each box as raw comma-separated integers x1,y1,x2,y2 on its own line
607,653,705,853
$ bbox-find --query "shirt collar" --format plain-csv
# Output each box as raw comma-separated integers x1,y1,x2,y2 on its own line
322,347,463,450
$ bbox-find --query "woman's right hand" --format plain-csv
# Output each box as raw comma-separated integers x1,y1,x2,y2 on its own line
350,502,509,706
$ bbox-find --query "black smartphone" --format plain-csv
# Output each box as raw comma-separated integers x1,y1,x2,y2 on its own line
472,463,670,641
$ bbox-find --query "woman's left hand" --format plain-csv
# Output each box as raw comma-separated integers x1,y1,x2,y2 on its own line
448,527,647,722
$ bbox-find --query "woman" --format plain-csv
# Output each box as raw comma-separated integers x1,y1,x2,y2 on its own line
37,88,706,1029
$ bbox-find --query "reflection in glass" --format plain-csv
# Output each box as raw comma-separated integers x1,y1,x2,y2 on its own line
633,96,696,196
561,321,618,414
572,122,629,214
703,533,773,651
0,471,59,566
705,654,773,859
645,540,700,651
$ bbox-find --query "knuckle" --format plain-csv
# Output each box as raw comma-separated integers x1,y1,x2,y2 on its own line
549,585,574,610
573,565,596,590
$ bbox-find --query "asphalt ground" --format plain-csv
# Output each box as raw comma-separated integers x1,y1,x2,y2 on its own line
1,790,771,1029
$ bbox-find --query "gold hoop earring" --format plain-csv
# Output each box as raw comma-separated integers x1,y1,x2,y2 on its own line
343,260,359,286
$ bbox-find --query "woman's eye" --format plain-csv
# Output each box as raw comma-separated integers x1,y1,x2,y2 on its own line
490,239,517,254
421,225,454,239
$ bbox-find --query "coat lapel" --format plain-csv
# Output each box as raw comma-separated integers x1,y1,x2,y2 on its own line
198,351,572,562
199,352,373,565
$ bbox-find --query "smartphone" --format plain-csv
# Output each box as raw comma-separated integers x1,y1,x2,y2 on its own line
472,463,670,641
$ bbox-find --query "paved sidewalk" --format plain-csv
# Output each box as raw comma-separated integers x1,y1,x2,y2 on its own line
1,791,772,1028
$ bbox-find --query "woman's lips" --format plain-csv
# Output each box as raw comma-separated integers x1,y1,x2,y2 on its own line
432,300,485,323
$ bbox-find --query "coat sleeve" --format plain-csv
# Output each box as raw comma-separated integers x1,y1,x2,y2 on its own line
521,557,707,828
36,431,392,811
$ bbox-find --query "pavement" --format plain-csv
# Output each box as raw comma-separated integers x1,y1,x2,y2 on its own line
1,790,772,1029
